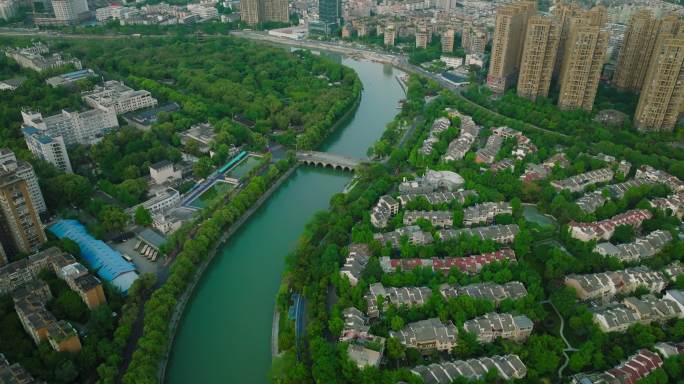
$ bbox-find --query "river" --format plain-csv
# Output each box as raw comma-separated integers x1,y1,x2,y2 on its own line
165,56,405,383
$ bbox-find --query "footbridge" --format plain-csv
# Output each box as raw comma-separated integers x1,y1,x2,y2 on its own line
296,151,363,171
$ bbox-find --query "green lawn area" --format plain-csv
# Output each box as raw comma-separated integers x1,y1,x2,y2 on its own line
190,182,235,209
227,156,262,180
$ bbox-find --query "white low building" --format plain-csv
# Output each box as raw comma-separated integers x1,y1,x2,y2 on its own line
127,188,180,216
149,161,182,185
82,80,157,115
440,56,463,69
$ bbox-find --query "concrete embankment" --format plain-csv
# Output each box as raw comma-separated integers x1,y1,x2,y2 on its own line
157,164,299,381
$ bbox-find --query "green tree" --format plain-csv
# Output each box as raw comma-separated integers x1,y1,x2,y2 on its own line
386,337,406,363
611,224,636,244
134,206,152,227
44,173,93,209
99,206,129,233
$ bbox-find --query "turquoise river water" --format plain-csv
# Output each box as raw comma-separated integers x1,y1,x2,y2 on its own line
166,56,405,383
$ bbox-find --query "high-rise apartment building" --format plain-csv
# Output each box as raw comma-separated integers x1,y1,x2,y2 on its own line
553,1,583,76
487,1,536,93
416,27,429,49
634,30,684,132
557,20,609,111
240,0,288,25
240,0,262,24
0,149,46,215
263,0,288,23
613,9,660,92
319,0,341,27
384,25,396,46
22,127,73,173
50,0,88,23
0,0,18,21
585,5,607,27
462,22,487,55
442,29,455,53
517,15,560,100
0,173,46,258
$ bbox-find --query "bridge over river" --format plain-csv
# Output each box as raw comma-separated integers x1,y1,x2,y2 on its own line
295,151,364,171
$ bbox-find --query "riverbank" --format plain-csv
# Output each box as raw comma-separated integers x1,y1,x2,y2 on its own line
157,164,300,381
164,56,406,384
157,61,363,381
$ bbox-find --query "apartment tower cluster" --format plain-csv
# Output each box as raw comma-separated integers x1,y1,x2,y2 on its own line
488,1,609,112
240,0,288,25
489,1,684,132
615,11,684,132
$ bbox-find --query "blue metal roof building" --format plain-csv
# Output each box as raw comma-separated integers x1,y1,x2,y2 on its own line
49,219,139,293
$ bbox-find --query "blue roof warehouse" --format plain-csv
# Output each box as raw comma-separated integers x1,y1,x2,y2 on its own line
49,220,139,293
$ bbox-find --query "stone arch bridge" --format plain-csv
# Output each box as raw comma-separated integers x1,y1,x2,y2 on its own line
295,151,364,172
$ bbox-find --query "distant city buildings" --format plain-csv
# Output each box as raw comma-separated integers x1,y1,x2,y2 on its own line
96,4,140,22
5,42,82,72
462,21,488,55
241,0,288,24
